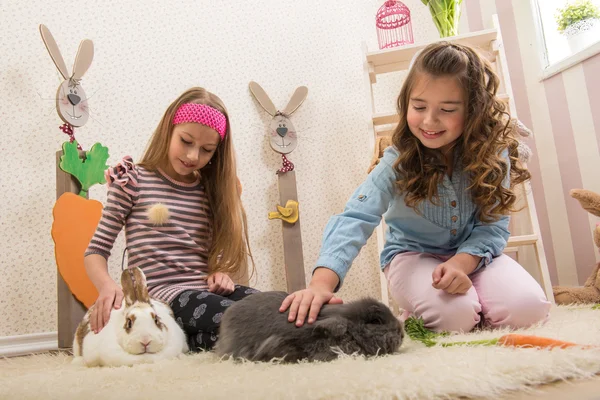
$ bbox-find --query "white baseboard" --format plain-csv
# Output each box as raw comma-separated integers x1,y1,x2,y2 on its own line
0,332,58,358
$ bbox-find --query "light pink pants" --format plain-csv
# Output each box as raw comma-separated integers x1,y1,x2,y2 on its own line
384,252,551,332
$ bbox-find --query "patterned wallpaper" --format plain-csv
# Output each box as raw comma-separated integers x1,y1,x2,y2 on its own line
0,0,453,336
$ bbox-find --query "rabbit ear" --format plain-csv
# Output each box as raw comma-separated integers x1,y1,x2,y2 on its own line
39,24,70,80
313,316,347,338
249,81,277,116
72,39,94,80
121,267,150,306
283,86,308,116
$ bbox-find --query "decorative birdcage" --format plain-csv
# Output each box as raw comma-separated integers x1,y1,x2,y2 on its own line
376,0,414,49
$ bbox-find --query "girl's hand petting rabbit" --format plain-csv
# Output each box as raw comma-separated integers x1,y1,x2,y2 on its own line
280,267,343,327
90,280,124,333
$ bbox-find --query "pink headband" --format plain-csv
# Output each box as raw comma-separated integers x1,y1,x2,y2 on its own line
173,103,227,140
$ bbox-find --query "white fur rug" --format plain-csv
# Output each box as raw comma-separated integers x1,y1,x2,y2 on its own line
2,305,600,400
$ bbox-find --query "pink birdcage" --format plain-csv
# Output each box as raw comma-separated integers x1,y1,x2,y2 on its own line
376,0,414,50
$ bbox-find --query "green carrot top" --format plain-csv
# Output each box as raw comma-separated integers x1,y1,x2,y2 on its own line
59,140,110,197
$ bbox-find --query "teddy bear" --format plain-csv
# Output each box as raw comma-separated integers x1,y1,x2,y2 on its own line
367,136,393,174
552,189,600,305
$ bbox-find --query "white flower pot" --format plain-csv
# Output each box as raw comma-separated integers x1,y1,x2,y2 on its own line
564,18,600,54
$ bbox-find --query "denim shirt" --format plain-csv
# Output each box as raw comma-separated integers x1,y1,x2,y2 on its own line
315,146,511,289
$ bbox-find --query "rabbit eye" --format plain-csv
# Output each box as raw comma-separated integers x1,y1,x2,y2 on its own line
126,318,133,330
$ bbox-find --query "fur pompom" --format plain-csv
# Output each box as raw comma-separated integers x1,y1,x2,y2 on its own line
148,203,169,226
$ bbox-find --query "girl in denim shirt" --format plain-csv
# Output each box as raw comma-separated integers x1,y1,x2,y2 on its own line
281,42,551,333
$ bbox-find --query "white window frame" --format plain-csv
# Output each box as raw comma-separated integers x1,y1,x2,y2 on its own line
530,0,600,81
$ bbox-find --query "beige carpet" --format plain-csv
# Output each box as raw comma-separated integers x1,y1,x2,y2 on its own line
2,305,600,400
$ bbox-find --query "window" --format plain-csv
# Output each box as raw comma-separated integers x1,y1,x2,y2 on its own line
533,0,600,70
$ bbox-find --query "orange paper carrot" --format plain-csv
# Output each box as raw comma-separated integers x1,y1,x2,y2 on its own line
52,192,103,308
51,140,109,308
438,333,595,349
497,334,595,349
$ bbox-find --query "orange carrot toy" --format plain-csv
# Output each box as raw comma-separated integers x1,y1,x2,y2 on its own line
51,140,109,308
404,317,596,350
496,334,585,349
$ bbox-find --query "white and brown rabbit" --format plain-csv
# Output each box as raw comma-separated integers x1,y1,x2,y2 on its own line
72,267,189,367
215,291,403,363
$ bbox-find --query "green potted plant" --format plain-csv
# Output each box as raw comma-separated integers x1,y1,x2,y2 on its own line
555,0,600,54
421,0,463,38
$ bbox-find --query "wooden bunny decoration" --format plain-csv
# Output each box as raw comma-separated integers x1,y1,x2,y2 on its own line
39,24,94,148
249,81,308,174
249,81,308,292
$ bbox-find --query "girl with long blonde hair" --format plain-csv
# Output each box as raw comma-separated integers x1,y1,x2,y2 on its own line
84,87,257,351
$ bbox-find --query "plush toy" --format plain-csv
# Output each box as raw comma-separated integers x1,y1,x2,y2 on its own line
552,189,600,305
367,136,393,174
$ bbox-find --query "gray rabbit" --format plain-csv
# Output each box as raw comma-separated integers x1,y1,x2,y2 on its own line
215,291,404,363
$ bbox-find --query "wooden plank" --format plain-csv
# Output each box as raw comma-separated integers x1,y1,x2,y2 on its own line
507,234,539,247
277,171,306,292
372,112,398,139
366,29,498,80
373,61,411,76
524,180,555,303
503,246,520,263
366,29,498,66
376,128,395,138
371,49,497,78
55,150,87,349
373,112,399,126
492,14,554,302
363,42,390,307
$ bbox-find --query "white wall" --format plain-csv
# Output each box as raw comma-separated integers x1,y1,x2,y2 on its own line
0,0,447,336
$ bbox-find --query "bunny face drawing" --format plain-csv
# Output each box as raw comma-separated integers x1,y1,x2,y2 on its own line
40,24,93,128
270,114,297,154
57,80,89,126
249,81,307,156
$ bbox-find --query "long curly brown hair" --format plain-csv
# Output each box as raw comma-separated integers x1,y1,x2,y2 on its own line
392,42,530,222
138,87,255,281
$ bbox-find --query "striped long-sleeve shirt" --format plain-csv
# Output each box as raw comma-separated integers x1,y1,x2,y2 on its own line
85,157,212,303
